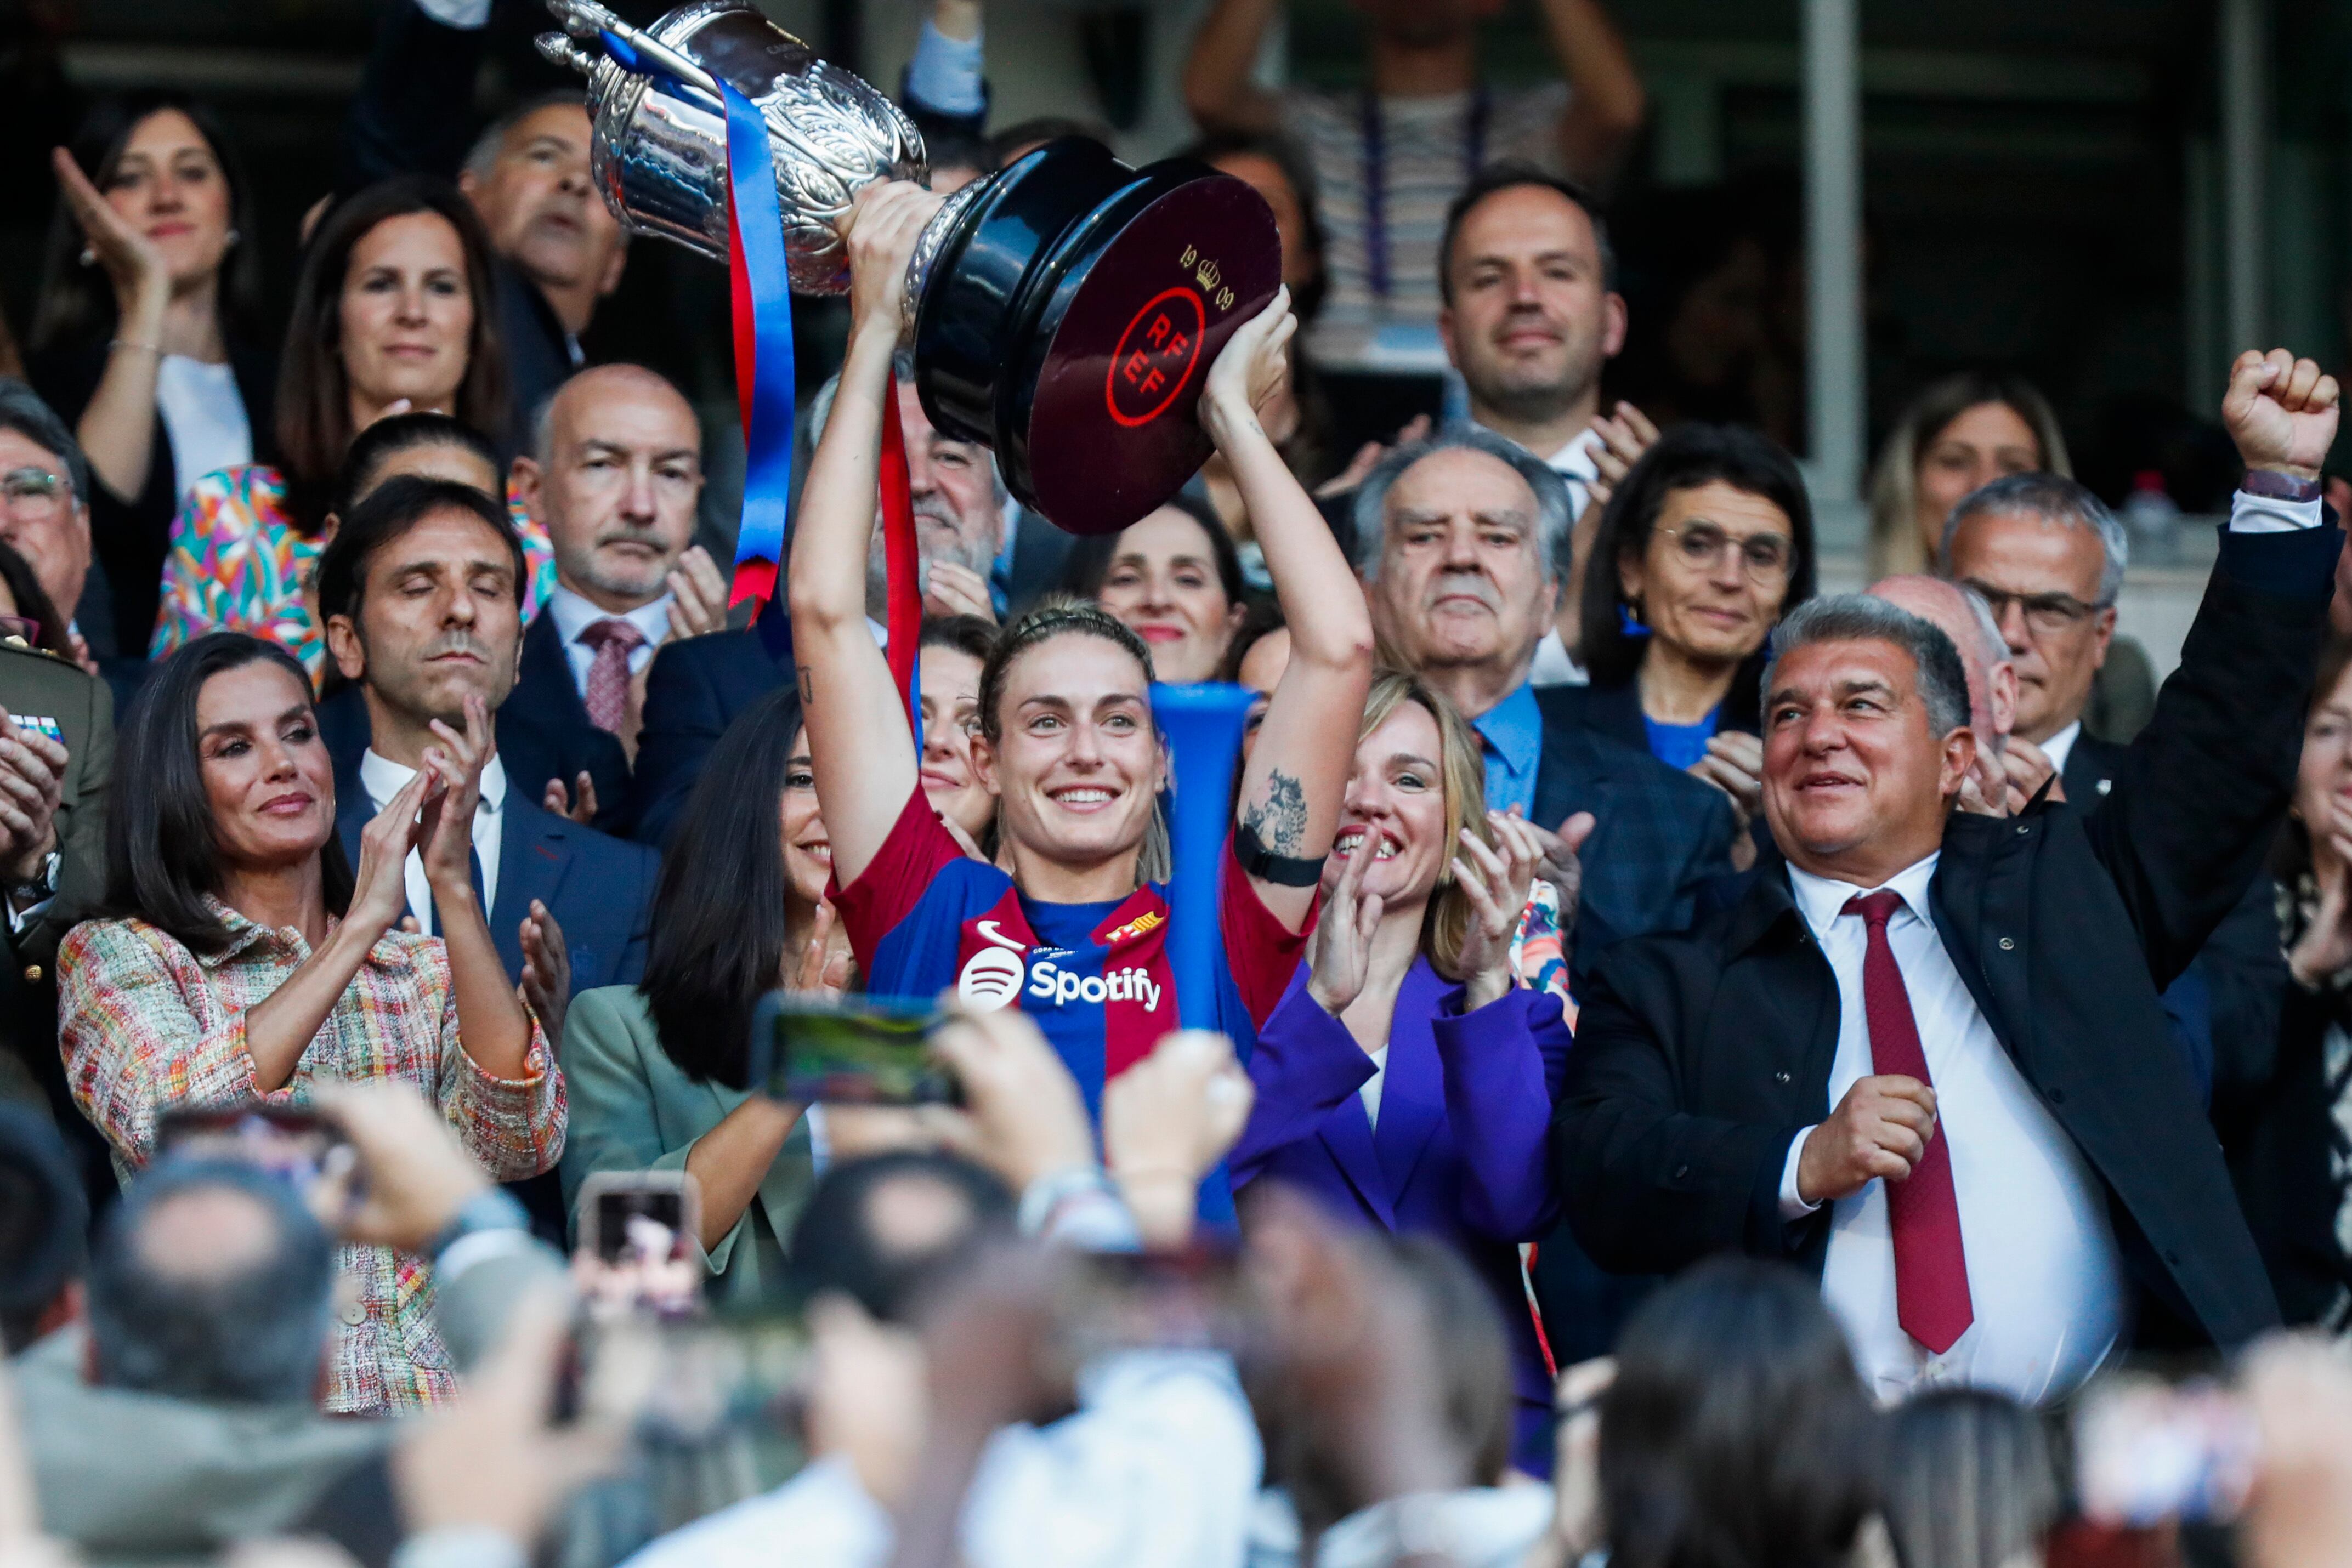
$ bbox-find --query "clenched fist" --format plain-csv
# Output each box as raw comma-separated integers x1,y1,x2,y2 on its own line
1795,1073,1938,1206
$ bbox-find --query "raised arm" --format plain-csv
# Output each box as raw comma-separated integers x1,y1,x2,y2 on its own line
1536,0,1647,188
786,181,945,888
1182,0,1284,135
1216,292,1377,929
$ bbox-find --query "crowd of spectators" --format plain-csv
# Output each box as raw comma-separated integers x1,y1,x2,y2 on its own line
2,2,2351,1567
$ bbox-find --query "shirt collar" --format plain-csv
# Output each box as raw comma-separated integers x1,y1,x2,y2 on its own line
360,748,508,814
2039,720,2083,777
1785,851,1941,941
1470,680,1545,785
1545,427,1603,482
547,582,673,651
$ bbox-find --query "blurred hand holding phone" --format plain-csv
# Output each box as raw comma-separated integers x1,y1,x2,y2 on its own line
574,1171,704,1321
747,993,958,1106
2075,1373,2259,1526
155,1105,362,1226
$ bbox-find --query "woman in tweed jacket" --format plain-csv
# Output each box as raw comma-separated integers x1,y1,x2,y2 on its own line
58,632,563,1412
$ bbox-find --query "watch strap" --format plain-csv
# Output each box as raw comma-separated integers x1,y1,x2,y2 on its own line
1235,819,1327,888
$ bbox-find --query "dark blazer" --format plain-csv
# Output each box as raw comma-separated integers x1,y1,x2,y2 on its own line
316,677,629,839
326,714,658,992
505,611,635,833
2218,976,2352,1327
1539,659,1767,761
1552,523,2342,1353
1529,689,1739,979
1234,962,1571,1471
631,607,791,848
2066,730,2288,1107
28,335,275,655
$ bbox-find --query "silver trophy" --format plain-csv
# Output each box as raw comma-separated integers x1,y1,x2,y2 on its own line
538,0,1282,536
536,0,955,297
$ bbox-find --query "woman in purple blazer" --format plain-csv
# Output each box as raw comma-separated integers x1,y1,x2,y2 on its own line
1232,669,1571,1475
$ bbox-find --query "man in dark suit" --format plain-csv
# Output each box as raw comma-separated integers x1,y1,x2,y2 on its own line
1350,422,1736,1368
1555,348,2339,1395
511,363,731,831
314,476,660,1045
1943,475,2286,1108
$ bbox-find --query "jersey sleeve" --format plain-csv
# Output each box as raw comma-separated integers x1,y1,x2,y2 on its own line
833,789,970,974
1218,838,1318,1029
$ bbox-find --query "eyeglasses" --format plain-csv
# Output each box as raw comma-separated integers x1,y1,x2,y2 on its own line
1658,521,1793,582
0,468,67,520
0,617,40,647
1963,580,2109,636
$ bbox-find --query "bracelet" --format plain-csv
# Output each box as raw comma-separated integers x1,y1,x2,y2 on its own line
1235,818,1327,888
107,338,164,356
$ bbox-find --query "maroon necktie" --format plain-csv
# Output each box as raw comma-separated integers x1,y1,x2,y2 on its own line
579,617,645,734
1842,890,1974,1354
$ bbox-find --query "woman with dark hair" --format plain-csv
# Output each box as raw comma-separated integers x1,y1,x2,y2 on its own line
1061,493,1249,685
917,613,1000,848
1567,422,1816,867
2229,637,2352,1328
1598,1257,1882,1568
0,538,80,662
1234,668,1565,1474
55,631,561,1412
150,176,551,680
560,684,842,1300
30,91,271,656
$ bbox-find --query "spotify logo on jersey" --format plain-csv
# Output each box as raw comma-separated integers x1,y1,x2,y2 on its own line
956,945,1026,1009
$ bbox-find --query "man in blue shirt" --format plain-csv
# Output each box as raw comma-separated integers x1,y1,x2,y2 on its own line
1351,425,1735,977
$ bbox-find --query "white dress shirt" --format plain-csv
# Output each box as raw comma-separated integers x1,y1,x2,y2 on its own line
153,356,252,502
358,749,507,936
619,1352,1260,1568
1517,428,1601,689
1777,853,2126,1404
2039,719,2083,779
545,584,672,701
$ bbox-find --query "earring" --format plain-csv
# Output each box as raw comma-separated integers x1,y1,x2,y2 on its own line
224,228,240,247
1617,601,1651,638
77,246,95,267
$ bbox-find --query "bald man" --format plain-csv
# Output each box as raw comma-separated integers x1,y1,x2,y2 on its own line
512,364,730,810
1868,574,2020,812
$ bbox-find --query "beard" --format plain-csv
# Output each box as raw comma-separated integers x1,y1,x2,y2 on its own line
866,497,996,615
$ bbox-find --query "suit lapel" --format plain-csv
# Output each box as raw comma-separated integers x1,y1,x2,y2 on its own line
1372,960,1447,1200
493,800,575,980
1728,856,1843,1106
1317,1090,1397,1229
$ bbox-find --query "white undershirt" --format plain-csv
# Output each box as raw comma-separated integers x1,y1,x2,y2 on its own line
1357,1044,1392,1129
2039,720,2083,779
1778,853,2126,1405
153,356,252,501
359,750,508,936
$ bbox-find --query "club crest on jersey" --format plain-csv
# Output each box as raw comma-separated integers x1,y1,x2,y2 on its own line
1101,910,1165,946
1027,961,1163,1013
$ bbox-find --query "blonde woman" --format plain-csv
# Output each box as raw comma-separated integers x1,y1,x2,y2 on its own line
1232,669,1563,1475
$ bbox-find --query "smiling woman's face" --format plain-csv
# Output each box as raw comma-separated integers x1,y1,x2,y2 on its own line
1093,507,1241,685
1325,699,1451,908
2294,658,2352,876
779,725,831,910
196,659,336,872
103,108,234,292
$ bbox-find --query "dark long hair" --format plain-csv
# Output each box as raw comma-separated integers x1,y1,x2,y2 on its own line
32,91,265,353
1578,422,1819,720
0,539,76,661
640,685,813,1087
1057,492,1246,611
275,177,507,537
1600,1257,1880,1568
104,633,353,953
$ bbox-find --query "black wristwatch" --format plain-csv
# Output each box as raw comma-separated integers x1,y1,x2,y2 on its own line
5,849,59,907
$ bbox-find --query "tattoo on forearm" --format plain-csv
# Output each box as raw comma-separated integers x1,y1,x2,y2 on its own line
1244,769,1309,855
797,667,814,703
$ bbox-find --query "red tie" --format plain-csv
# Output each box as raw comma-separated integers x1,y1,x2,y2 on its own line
579,617,645,734
1842,890,1974,1354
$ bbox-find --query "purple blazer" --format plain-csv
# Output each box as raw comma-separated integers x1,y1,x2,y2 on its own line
1232,959,1572,1469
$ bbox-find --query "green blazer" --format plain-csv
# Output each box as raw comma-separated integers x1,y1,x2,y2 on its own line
559,984,817,1304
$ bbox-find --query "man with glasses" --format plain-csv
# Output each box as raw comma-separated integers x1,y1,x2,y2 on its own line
1942,468,2284,1115
0,382,115,1209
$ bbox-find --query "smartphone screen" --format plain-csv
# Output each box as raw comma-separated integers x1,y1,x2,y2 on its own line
746,993,959,1106
155,1105,358,1195
577,1172,703,1320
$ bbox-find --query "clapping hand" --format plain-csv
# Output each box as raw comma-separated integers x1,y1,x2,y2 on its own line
2289,796,2352,988
1102,1029,1254,1248
790,901,854,997
1583,400,1660,514
1689,732,1763,872
50,146,167,319
1305,834,1382,1016
0,708,66,894
921,560,997,624
518,900,571,1045
541,770,599,826
1523,809,1597,938
349,766,437,938
417,695,495,900
662,545,730,644
2224,348,2342,481
1314,414,1431,499
1452,811,1545,1008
